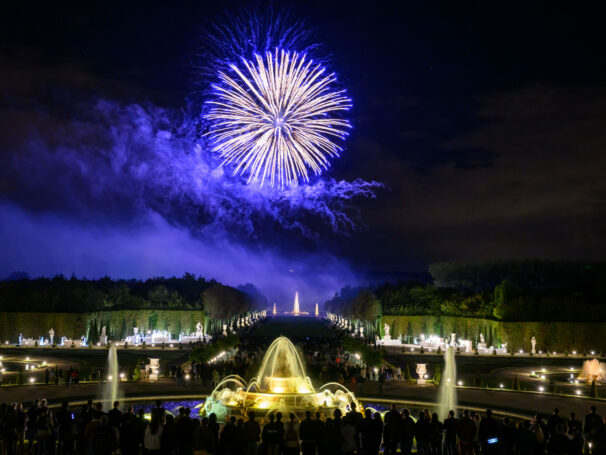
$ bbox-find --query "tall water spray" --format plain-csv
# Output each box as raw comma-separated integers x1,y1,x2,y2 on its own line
438,346,457,420
100,344,122,410
293,292,300,315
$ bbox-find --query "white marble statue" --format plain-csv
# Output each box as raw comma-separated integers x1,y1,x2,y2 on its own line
480,333,485,344
195,322,203,338
384,323,390,338
100,326,108,345
49,328,55,345
416,363,428,385
531,336,536,355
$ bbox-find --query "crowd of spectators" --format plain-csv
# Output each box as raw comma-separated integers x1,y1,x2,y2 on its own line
0,397,604,455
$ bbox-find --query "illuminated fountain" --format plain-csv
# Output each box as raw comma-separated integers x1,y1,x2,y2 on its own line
203,336,360,422
438,346,457,420
100,344,122,409
293,292,300,315
579,359,606,383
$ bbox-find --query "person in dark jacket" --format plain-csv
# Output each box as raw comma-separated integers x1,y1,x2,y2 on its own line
415,410,432,455
479,409,500,455
193,417,215,455
430,413,443,455
55,401,74,455
119,406,139,455
359,409,380,455
89,415,116,455
299,410,317,455
400,408,416,455
220,416,239,455
443,410,458,455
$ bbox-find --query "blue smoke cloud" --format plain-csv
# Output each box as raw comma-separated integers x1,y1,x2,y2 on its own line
0,9,381,301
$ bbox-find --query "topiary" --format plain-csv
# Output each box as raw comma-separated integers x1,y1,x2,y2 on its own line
405,364,412,381
179,343,183,350
591,380,598,398
71,341,75,349
437,347,442,355
433,364,442,386
124,342,128,349
161,342,165,350
420,346,425,354
492,348,497,356
34,341,38,348
512,374,521,391
142,341,147,349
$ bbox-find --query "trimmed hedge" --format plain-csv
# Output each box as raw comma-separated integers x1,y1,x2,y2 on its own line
382,315,606,353
0,310,206,343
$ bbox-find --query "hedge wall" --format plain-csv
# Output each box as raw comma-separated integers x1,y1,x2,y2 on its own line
381,315,606,353
0,310,207,343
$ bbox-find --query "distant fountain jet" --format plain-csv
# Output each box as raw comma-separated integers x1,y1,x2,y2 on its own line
273,302,277,315
293,292,300,315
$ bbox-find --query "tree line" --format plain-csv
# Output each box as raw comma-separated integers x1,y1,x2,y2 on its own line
0,274,267,317
326,260,606,323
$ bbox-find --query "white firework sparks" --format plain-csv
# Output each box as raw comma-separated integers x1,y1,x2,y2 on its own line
206,49,352,188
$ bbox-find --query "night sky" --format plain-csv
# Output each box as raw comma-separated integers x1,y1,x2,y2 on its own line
2,1,606,303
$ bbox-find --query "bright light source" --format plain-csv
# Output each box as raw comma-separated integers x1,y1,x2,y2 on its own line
25,357,30,361
1,368,5,373
539,386,544,392
185,374,190,380
170,344,174,348
531,371,536,375
97,343,100,346
499,384,504,388
553,352,556,355
540,375,546,380
119,373,125,379
519,350,523,354
572,351,577,355
541,368,546,373
458,381,463,386
107,375,113,381
29,378,34,383
576,390,582,395
591,351,595,355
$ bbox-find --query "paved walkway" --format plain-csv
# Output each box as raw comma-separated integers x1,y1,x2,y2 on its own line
2,377,604,419
358,380,606,417
0,378,205,405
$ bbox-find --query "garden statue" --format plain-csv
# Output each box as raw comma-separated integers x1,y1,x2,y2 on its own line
480,333,485,344
416,363,428,385
196,321,203,338
384,323,390,338
531,336,536,355
49,328,55,345
100,326,108,345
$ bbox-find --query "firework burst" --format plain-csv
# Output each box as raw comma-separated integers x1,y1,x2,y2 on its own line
205,49,352,188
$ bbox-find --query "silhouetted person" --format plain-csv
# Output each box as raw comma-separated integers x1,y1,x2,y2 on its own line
299,410,317,455
243,411,261,455
443,410,458,455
